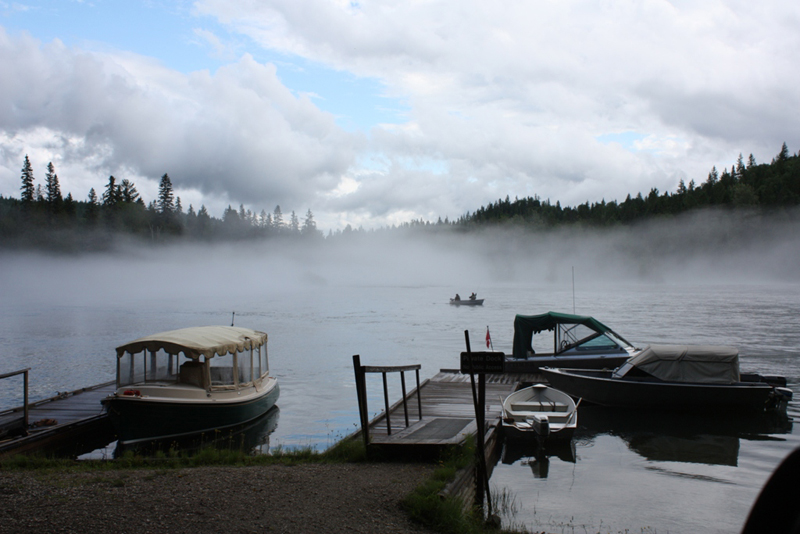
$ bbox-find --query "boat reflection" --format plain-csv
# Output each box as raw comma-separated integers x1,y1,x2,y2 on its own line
114,405,280,458
575,405,793,466
500,438,577,478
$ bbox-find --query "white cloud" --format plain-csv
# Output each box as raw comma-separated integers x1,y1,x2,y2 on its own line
0,27,361,216
2,0,799,229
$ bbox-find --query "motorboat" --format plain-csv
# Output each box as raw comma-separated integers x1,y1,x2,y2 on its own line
102,326,280,444
501,383,578,442
450,298,484,306
540,344,792,413
503,311,640,372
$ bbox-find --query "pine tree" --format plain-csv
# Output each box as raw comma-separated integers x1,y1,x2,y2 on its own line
86,188,99,224
273,205,283,230
302,209,317,236
45,162,63,210
290,210,300,233
102,176,121,207
120,179,140,203
157,173,175,214
20,155,35,204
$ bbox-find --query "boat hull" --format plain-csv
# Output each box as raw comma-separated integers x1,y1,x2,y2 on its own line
104,382,280,444
450,299,484,306
540,368,781,413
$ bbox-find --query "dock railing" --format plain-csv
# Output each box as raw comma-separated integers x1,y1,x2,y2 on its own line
0,368,31,437
352,355,422,451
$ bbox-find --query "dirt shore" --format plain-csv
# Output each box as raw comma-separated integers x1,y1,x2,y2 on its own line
0,463,440,534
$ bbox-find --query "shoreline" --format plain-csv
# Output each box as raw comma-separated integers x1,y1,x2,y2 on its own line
0,462,440,534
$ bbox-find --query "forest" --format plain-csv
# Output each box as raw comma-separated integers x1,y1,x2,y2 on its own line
455,142,800,229
1,143,798,250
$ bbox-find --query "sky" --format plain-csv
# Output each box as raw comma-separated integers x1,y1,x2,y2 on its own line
0,1,798,231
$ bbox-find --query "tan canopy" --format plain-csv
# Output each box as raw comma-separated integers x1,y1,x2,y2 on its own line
625,344,740,384
116,326,268,360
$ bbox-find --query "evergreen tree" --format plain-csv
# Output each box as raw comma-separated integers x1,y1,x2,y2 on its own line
302,209,317,236
120,179,140,203
86,188,99,224
273,205,283,230
290,210,300,233
157,173,175,214
20,155,35,204
44,162,63,210
102,176,121,207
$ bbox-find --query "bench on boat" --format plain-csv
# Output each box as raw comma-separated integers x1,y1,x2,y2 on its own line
509,401,570,413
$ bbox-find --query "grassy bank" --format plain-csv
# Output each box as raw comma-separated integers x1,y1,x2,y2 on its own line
1,437,518,533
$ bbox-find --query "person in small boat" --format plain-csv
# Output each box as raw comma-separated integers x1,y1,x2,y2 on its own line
469,292,477,300
454,293,461,301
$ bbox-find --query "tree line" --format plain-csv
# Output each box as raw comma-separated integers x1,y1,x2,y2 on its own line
2,142,798,249
458,143,799,229
1,158,321,249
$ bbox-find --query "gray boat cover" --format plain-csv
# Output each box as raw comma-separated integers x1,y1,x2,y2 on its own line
116,326,267,359
624,344,740,384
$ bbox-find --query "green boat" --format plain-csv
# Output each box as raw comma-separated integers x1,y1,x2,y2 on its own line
102,326,280,444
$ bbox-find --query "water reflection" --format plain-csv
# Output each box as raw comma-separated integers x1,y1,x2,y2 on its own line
576,406,793,466
496,406,793,480
112,406,281,458
500,439,576,478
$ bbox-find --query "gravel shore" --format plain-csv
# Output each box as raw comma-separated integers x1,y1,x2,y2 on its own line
0,463,440,534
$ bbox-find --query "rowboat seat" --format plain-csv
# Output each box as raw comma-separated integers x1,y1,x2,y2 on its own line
510,401,569,412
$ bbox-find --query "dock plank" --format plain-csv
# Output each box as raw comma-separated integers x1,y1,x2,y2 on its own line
365,370,524,449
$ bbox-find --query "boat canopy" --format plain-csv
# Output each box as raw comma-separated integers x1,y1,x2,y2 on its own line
512,312,626,358
116,326,268,360
619,344,740,384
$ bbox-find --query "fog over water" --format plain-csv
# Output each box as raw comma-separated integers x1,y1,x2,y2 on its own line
2,209,800,532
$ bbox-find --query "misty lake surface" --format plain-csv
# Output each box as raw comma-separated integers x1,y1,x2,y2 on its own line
1,243,799,534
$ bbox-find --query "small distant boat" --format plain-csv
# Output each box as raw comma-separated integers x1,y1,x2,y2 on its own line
540,344,793,413
102,326,280,444
501,384,578,442
450,298,484,306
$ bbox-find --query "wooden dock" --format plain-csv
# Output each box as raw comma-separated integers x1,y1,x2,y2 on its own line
363,369,542,451
0,382,116,458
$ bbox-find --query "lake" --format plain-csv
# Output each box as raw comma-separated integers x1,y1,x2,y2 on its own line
1,226,799,533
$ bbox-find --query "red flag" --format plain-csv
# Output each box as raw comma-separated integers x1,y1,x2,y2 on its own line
485,327,491,349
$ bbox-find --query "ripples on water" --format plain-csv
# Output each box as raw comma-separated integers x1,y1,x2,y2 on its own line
1,248,799,533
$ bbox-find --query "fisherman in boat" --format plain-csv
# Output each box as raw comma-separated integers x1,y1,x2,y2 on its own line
469,292,477,300
454,293,461,301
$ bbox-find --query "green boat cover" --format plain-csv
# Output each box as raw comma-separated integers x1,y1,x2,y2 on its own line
512,311,618,358
116,326,267,359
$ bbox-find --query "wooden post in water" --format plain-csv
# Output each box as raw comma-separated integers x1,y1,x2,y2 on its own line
352,355,370,451
463,331,494,518
382,372,392,435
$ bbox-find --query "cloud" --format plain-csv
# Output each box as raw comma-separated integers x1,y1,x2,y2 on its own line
0,27,361,213
2,0,800,229
197,0,800,211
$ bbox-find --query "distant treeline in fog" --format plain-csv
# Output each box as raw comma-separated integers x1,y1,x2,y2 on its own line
0,164,322,250
1,143,798,250
459,143,800,229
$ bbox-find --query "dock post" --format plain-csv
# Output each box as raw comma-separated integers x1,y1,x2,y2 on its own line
382,372,392,435
463,330,493,516
23,369,29,437
400,371,410,427
415,368,422,420
352,355,370,451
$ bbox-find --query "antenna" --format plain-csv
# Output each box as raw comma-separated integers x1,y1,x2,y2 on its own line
231,311,235,327
572,266,576,314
